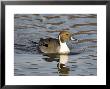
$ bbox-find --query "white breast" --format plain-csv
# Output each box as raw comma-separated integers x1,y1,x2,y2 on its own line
59,42,70,54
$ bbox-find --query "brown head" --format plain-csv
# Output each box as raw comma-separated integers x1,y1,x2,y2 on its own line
58,31,77,43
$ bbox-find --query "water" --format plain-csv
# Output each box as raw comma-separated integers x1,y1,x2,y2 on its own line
14,14,97,76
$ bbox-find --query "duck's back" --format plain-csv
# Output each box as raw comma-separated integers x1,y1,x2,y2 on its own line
38,38,60,53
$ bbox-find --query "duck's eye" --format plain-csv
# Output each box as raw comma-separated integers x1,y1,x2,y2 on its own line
66,34,69,35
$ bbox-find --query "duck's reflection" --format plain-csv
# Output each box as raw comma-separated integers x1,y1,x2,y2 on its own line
43,54,70,76
43,54,59,62
57,54,70,76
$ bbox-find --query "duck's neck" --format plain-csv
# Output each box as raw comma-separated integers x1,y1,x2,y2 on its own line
60,42,70,53
58,36,70,54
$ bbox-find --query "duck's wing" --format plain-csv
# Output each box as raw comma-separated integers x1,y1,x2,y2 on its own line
38,38,60,53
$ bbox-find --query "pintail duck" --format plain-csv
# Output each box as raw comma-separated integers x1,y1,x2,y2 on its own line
38,31,77,54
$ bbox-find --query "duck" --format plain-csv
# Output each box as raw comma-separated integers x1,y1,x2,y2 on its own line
38,31,77,54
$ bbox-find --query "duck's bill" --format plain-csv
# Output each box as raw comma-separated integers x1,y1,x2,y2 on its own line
71,37,77,41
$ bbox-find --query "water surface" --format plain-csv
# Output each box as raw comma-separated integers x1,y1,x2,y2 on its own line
14,14,97,76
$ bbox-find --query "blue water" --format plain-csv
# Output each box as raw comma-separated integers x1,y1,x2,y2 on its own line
14,14,97,76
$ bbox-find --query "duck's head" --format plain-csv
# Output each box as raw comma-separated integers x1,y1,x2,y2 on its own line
58,31,77,43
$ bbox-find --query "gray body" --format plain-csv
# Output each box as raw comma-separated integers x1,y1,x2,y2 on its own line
38,38,60,53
